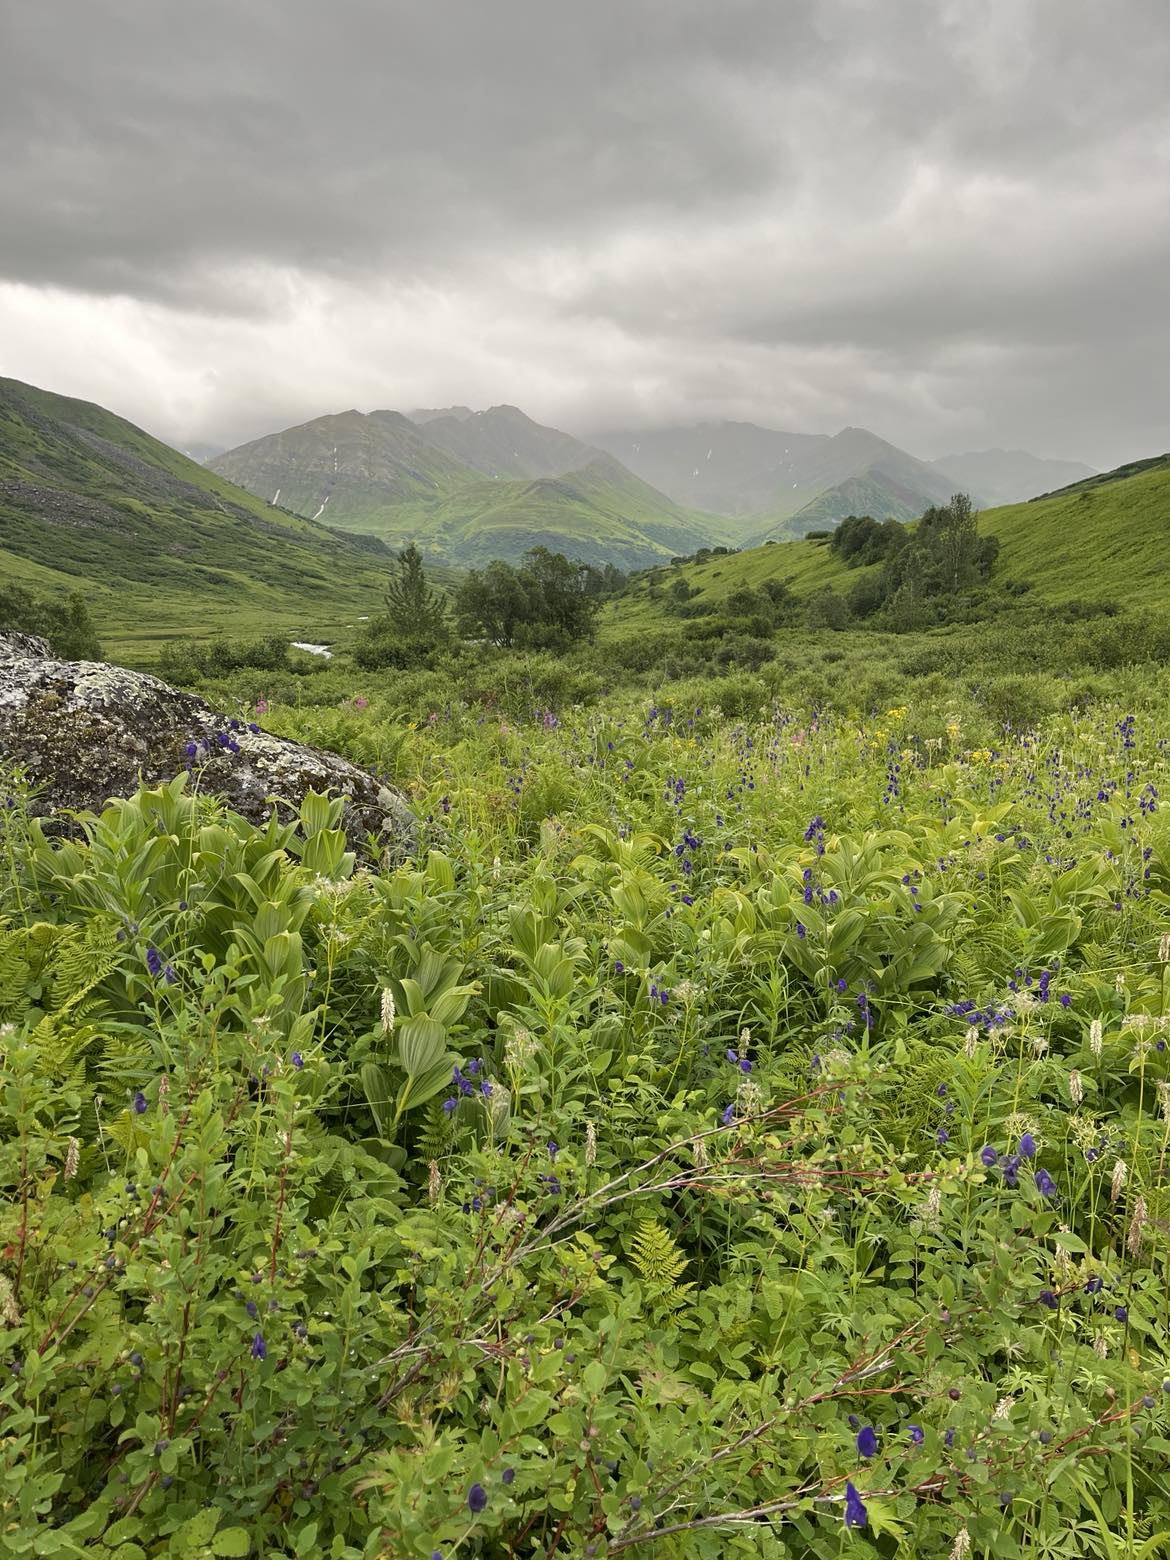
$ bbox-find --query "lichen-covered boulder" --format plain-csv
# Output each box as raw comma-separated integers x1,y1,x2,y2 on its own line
0,632,415,860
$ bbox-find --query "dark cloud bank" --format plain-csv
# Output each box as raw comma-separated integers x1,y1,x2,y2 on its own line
1,0,1167,466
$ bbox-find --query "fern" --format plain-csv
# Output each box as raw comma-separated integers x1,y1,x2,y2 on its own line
415,1099,453,1163
628,1218,691,1311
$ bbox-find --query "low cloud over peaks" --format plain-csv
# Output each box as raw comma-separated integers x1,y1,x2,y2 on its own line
1,0,1167,465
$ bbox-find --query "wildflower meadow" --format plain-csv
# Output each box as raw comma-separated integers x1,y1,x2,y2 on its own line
2,673,1169,1557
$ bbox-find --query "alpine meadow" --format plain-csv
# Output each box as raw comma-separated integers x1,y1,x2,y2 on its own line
3,4,1170,1559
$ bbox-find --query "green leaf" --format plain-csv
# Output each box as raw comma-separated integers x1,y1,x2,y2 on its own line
212,1528,252,1556
176,1510,221,1549
398,1015,446,1077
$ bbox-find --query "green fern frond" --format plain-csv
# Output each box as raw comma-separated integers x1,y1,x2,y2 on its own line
416,1099,452,1162
628,1218,688,1293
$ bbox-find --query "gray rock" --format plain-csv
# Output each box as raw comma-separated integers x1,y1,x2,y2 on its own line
0,632,415,860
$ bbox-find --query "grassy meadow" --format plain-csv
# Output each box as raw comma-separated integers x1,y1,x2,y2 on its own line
3,615,1170,1556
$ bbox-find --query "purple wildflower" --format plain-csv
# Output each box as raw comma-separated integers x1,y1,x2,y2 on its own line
843,1481,867,1528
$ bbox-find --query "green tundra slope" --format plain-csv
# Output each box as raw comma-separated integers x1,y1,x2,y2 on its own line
0,377,396,655
980,452,1170,605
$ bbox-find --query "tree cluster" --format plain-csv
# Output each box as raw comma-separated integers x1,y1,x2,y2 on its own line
819,495,999,629
455,547,624,651
353,544,625,669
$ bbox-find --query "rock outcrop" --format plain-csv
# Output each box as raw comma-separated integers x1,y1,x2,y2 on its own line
0,633,415,859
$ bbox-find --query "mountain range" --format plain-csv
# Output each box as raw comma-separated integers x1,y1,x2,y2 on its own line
210,404,1096,564
210,406,722,570
590,423,1095,538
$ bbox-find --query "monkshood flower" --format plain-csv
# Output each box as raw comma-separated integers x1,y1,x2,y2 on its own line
1019,1133,1036,1159
855,1425,878,1457
843,1481,868,1528
250,1333,267,1360
145,946,163,979
1035,1168,1058,1198
909,1425,925,1445
132,1091,148,1115
980,1145,998,1167
467,1482,488,1513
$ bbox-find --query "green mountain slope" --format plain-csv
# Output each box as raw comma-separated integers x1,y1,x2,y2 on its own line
1029,452,1170,501
979,453,1170,604
605,450,1170,633
211,407,725,568
381,456,725,570
0,377,393,656
209,408,476,524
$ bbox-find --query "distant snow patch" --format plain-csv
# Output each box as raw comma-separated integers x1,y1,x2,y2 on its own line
291,642,333,659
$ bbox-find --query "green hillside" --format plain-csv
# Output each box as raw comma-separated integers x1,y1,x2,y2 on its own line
366,456,728,570
604,450,1170,634
979,452,1170,604
0,377,395,657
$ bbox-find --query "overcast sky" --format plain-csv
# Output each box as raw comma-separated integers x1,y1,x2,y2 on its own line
1,0,1167,466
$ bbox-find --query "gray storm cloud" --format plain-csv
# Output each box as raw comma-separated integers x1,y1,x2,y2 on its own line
0,0,1167,465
